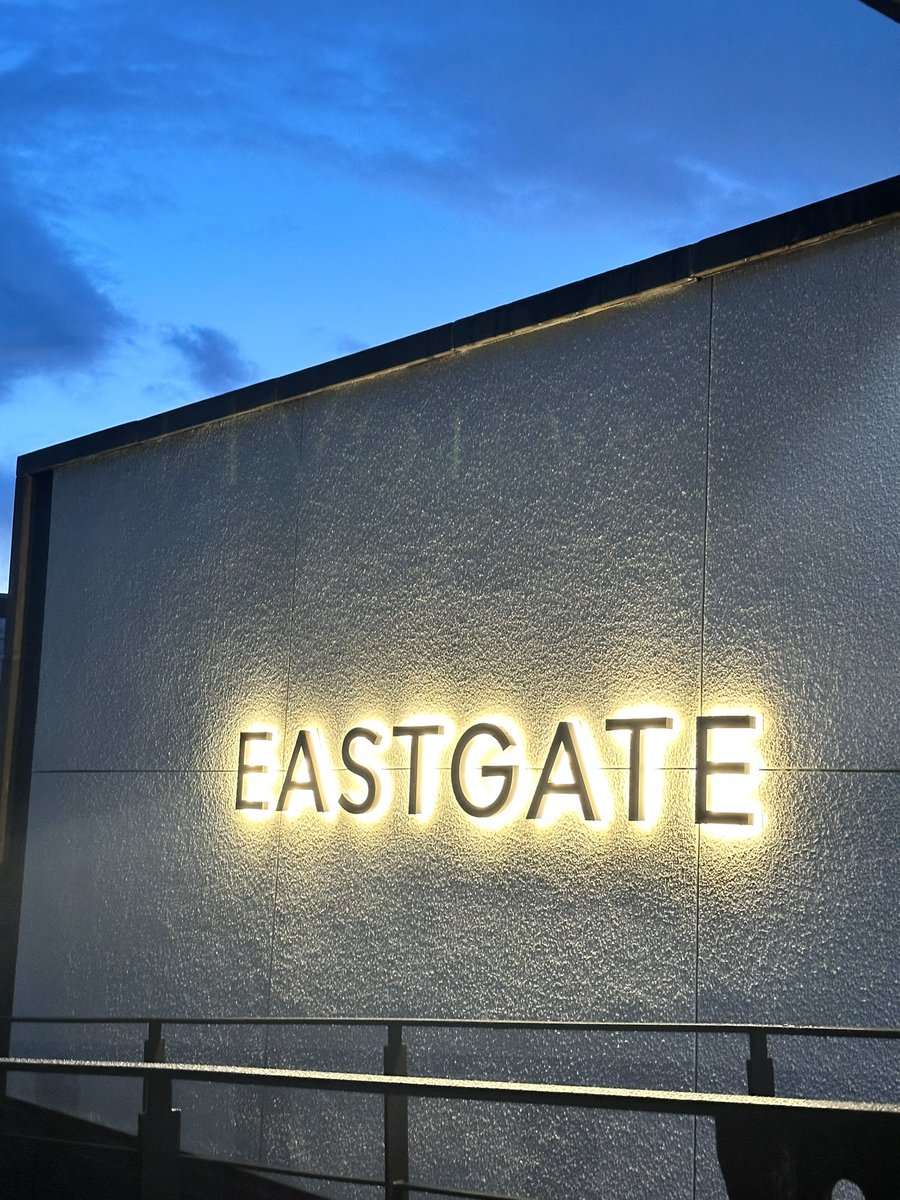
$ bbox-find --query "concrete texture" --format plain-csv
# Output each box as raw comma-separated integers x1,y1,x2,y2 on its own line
9,770,276,1158
702,222,900,769
31,403,301,774
285,280,709,770
10,216,900,1197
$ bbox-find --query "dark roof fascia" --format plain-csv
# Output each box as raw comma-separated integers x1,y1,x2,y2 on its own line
18,173,900,478
858,0,900,22
0,595,6,620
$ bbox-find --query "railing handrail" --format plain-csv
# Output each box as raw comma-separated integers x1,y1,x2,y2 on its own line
2,1015,900,1038
2,1056,900,1118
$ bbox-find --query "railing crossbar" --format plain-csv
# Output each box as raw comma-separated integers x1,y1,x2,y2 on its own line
401,1183,539,1200
0,1129,137,1154
2,1058,899,1119
2,1015,899,1039
186,1150,381,1188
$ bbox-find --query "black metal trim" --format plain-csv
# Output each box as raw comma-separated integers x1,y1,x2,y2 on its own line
0,473,53,1051
0,594,7,621
858,0,900,22
15,175,900,479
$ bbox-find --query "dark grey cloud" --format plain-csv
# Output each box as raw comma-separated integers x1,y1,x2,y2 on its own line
0,3,250,396
203,0,896,240
1,0,895,250
0,177,126,395
0,0,894,412
163,324,255,394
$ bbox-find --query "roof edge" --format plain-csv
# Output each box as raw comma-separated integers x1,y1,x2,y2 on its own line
19,173,900,477
858,0,900,23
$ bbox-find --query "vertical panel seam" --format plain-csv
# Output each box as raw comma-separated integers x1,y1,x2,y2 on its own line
692,274,715,1200
256,398,306,1162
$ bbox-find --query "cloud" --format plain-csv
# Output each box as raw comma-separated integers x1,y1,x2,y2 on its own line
0,178,127,396
334,335,368,357
258,0,894,239
163,324,255,394
0,0,893,253
308,326,369,358
0,0,892,407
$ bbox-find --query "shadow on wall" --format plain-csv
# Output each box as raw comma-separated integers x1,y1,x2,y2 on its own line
716,1108,900,1199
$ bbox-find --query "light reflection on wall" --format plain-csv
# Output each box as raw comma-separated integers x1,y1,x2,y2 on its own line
452,716,527,831
605,705,680,831
234,707,767,840
236,723,280,821
337,719,393,825
699,709,766,840
527,718,613,831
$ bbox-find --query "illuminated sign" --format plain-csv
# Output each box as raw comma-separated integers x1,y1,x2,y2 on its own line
235,710,765,832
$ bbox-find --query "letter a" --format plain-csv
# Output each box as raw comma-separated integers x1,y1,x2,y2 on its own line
277,729,330,814
526,721,599,822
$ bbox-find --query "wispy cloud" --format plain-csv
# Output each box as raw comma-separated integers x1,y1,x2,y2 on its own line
0,1,860,246
163,324,255,394
0,0,894,405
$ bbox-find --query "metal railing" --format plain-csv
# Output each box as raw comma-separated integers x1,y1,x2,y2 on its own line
2,1016,900,1200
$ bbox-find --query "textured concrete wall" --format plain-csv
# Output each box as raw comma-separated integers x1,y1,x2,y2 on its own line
9,218,900,1199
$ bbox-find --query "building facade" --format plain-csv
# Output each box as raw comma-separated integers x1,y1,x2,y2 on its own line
1,177,898,1199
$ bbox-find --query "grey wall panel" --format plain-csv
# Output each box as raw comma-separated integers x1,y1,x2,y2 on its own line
697,221,900,1197
284,281,710,771
406,1026,694,1199
702,223,900,770
6,1020,144,1136
257,1024,696,1199
167,1022,271,1163
266,771,698,1019
408,1102,694,1200
31,403,302,773
10,770,278,1159
697,770,900,1033
694,768,900,1193
259,1024,385,1192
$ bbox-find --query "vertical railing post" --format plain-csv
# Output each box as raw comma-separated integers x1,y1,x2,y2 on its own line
746,1029,775,1096
383,1021,409,1200
138,1020,181,1200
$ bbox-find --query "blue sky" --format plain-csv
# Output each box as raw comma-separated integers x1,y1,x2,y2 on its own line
0,0,897,588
